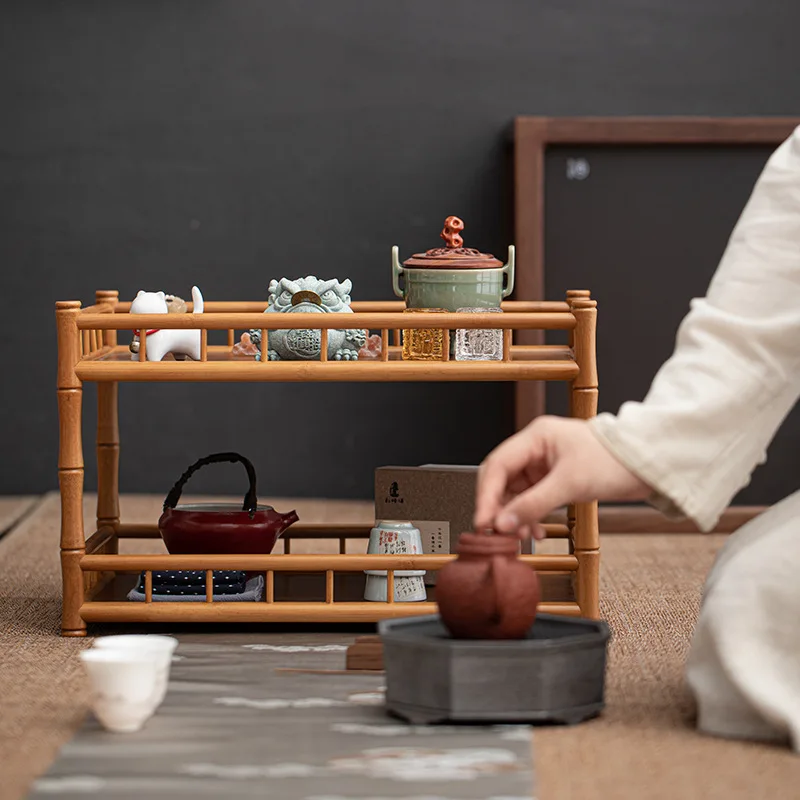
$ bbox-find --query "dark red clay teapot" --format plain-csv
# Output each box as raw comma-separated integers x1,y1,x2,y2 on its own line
435,531,540,639
158,452,299,554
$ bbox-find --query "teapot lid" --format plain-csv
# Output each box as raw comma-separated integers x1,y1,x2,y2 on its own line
402,216,503,270
456,531,519,555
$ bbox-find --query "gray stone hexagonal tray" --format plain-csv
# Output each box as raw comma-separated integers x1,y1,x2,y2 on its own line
378,613,611,725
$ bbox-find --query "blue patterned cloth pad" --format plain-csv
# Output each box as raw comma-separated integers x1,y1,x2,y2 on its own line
127,573,265,602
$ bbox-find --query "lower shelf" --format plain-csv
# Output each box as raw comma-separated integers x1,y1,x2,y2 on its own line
79,571,581,625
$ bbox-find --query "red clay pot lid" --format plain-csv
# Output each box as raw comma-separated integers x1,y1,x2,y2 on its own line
456,531,519,555
402,216,503,270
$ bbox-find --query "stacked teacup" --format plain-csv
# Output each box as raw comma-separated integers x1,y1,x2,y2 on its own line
364,521,427,602
79,634,178,733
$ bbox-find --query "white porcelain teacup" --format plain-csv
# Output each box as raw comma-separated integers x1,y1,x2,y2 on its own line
80,649,160,733
364,521,427,602
93,634,178,708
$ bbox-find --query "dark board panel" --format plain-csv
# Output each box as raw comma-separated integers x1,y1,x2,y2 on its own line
544,144,798,505
3,0,800,496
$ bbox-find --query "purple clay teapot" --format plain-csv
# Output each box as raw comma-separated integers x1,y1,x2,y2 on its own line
158,452,299,554
435,531,541,639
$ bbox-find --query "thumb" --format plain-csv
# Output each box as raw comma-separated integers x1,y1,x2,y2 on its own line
494,466,574,533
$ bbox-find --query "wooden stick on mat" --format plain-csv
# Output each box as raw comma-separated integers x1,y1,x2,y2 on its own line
275,668,385,676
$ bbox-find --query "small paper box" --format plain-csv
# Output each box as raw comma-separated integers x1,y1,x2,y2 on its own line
454,307,503,361
401,308,447,361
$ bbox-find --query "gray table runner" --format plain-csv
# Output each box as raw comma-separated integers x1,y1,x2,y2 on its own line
30,633,534,799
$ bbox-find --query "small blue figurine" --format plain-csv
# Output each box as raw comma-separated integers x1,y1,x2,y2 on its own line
250,276,366,361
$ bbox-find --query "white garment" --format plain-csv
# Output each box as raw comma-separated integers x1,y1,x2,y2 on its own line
588,124,800,750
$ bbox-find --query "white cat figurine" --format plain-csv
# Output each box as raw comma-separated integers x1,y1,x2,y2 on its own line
129,286,204,362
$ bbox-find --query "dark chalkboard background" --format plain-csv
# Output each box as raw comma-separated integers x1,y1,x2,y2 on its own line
2,1,799,498
544,145,799,505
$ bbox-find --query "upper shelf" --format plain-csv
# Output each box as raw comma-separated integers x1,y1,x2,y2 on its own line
58,298,590,385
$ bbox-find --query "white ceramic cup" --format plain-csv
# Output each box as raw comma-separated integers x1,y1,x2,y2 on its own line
364,572,427,602
364,521,427,602
93,634,178,708
80,649,161,733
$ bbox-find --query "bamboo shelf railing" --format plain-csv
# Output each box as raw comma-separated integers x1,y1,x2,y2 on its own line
55,291,599,636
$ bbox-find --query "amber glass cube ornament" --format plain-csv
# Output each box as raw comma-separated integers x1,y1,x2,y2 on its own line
402,308,447,361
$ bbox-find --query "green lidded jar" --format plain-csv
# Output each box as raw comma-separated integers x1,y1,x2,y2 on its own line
391,215,515,311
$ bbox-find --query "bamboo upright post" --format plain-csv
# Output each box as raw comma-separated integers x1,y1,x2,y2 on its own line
56,301,87,636
565,290,592,554
565,290,590,418
95,292,120,554
568,292,600,619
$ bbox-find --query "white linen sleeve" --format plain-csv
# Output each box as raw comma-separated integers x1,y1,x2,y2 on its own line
588,125,800,532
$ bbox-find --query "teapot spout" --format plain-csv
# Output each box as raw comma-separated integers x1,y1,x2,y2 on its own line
276,510,299,537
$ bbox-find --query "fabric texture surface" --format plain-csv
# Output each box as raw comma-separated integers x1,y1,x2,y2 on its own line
3,494,800,800
588,125,800,750
29,635,533,799
532,531,800,800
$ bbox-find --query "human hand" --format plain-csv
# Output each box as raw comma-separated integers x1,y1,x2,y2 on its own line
474,415,652,539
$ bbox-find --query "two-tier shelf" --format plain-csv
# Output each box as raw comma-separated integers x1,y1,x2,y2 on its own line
55,291,599,636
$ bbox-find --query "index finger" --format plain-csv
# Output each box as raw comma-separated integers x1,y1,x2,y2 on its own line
473,430,544,530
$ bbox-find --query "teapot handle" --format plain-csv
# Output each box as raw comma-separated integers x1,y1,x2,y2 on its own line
163,452,257,518
501,245,516,299
391,246,405,299
487,554,516,623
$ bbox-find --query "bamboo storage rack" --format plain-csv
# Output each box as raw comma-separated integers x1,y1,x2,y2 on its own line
55,291,599,636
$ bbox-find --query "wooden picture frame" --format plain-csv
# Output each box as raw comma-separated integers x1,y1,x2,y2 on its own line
513,116,800,532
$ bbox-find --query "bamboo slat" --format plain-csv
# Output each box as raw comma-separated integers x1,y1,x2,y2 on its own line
266,571,274,602
111,521,571,539
320,329,328,362
79,600,582,624
96,381,119,533
115,523,161,538
84,527,117,555
386,571,395,603
76,359,580,383
80,553,578,572
205,570,213,603
503,329,512,362
110,299,572,314
77,311,577,331
325,570,334,603
380,329,389,361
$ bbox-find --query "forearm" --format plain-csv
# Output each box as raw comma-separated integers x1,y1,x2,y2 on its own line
589,126,800,531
